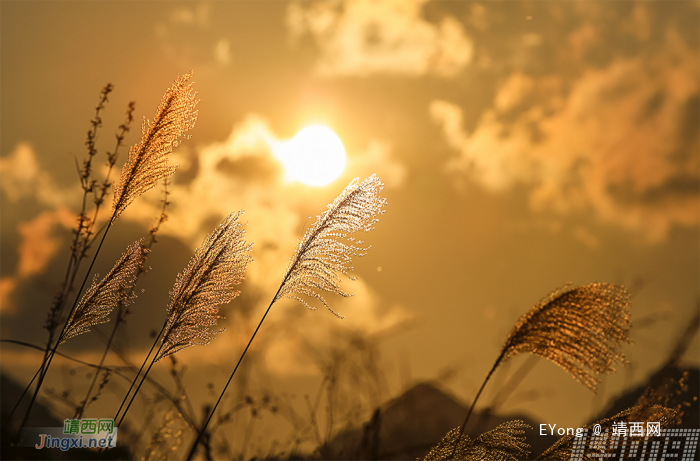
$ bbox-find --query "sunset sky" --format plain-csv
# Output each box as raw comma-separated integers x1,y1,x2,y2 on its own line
1,0,698,453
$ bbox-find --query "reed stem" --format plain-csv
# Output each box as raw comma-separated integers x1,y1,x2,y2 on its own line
113,321,167,423
21,218,114,427
185,288,282,461
449,350,504,459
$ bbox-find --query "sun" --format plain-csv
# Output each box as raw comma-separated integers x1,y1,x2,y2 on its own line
273,125,346,187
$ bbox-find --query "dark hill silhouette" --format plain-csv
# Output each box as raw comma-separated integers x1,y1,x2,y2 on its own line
319,381,558,460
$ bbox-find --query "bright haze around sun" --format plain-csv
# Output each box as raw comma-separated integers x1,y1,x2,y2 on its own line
271,124,347,187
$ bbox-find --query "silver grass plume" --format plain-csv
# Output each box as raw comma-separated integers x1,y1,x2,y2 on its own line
538,405,679,460
62,239,148,343
155,211,252,362
274,174,386,318
183,176,386,460
112,71,198,220
424,421,531,461
500,283,632,392
449,283,632,457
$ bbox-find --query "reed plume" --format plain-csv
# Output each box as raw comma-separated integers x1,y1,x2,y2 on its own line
185,175,387,460
115,211,252,426
74,182,171,419
61,239,148,343
156,210,253,361
451,283,631,458
16,73,198,426
424,421,531,461
275,174,386,317
112,71,198,221
538,405,679,460
499,283,632,391
8,87,133,427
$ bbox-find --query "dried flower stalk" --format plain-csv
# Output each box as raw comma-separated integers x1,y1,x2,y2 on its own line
275,174,386,317
62,239,148,343
141,409,186,461
156,211,253,362
112,71,198,220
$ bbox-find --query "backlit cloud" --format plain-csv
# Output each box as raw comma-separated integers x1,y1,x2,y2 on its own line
17,209,75,277
214,38,231,65
155,3,229,68
191,276,412,376
1,208,74,314
0,115,409,370
287,0,474,78
262,279,412,377
169,4,210,27
119,114,409,373
0,143,78,208
348,140,407,189
431,31,699,241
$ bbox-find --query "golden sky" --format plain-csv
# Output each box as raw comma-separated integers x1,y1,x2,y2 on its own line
1,0,698,454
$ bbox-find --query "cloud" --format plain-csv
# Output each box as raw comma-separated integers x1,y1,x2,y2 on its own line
261,279,412,377
215,38,231,65
174,276,412,377
17,209,75,277
287,0,474,78
119,114,410,372
572,226,599,249
431,30,699,241
169,4,210,27
0,143,42,202
124,113,406,255
0,113,408,368
348,140,407,189
2,116,407,317
1,208,75,314
0,278,17,315
156,3,229,68
0,143,77,208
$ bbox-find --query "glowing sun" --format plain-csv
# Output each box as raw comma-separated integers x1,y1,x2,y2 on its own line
273,125,346,186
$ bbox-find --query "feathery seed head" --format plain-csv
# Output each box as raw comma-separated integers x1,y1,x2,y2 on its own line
112,71,199,221
501,283,632,392
275,174,386,318
538,405,679,460
156,211,253,362
62,239,148,343
424,421,531,461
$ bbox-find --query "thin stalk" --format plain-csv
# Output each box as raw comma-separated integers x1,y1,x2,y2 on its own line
1,339,126,372
115,338,166,428
449,350,505,460
22,92,145,425
4,366,42,425
12,95,132,427
83,181,168,420
487,355,538,411
240,409,257,461
185,288,282,461
185,177,382,460
20,218,114,427
74,319,122,419
113,321,167,423
10,136,95,426
2,338,197,430
116,220,227,428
